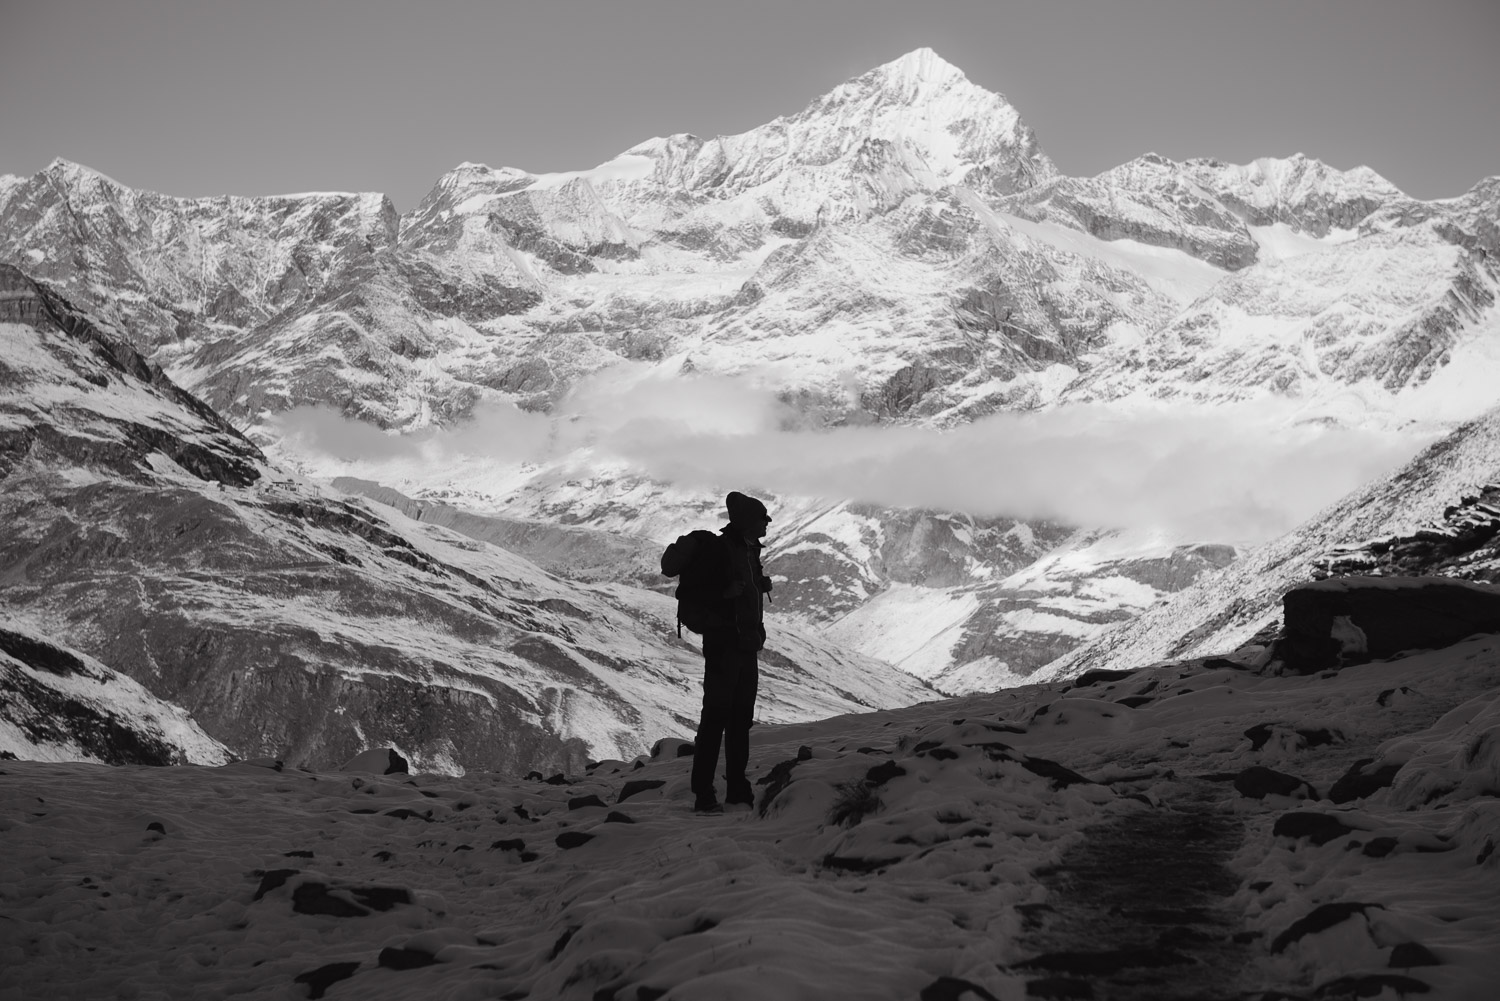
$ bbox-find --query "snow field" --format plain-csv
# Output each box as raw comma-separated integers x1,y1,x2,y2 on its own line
5,633,1498,998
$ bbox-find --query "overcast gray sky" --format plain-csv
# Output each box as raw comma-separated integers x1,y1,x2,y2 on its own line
3,0,1496,211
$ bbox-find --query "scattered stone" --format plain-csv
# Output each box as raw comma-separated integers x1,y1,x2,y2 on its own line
377,946,439,970
543,773,570,785
1271,902,1383,953
1312,973,1429,998
252,868,301,901
548,925,578,960
918,975,1001,1000
1329,758,1403,803
616,779,665,803
797,745,813,761
340,747,409,775
1025,977,1093,999
1019,948,1188,976
567,794,606,810
864,760,907,787
290,882,411,918
293,961,360,999
382,808,431,822
604,811,635,824
283,850,314,859
145,821,165,834
555,831,595,849
1072,668,1138,688
1363,837,1399,858
1273,812,1355,846
1377,686,1418,707
821,853,899,874
1234,766,1318,800
650,737,695,759
1389,943,1441,968
756,755,805,816
1021,756,1092,788
490,838,526,852
1244,723,1277,751
1115,696,1154,709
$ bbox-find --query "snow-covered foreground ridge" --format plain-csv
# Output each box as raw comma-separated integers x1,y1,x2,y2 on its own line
4,626,1497,1000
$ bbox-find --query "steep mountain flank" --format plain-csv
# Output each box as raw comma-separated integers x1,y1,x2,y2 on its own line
0,268,932,773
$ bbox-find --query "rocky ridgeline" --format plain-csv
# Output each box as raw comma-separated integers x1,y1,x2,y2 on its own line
1315,486,1500,583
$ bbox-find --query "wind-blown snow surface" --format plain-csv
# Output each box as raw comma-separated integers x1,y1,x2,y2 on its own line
3,639,1496,999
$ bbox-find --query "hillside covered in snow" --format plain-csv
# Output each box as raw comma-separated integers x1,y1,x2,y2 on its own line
4,594,1497,999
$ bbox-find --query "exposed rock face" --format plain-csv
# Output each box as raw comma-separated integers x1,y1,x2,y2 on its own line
0,623,230,765
1010,154,1262,270
1,273,933,774
0,263,266,487
0,158,398,355
1316,485,1500,582
1276,577,1500,675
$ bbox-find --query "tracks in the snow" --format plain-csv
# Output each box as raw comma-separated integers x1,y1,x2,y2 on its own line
1013,780,1254,1000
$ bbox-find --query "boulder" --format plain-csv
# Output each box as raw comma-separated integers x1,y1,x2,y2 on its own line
1277,577,1500,674
340,747,410,775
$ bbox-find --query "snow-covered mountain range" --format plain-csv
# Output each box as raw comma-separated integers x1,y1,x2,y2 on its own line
0,265,931,772
3,47,1498,696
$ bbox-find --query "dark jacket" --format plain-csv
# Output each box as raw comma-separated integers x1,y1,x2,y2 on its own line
721,525,770,650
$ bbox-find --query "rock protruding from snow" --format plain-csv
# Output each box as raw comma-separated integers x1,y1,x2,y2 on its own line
1274,576,1500,675
340,747,411,775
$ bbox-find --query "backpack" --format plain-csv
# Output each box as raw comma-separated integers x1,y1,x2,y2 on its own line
660,530,732,636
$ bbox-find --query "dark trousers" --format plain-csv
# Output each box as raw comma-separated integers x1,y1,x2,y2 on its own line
690,629,759,798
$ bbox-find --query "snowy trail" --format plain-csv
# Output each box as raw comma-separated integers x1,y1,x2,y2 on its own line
1019,780,1250,999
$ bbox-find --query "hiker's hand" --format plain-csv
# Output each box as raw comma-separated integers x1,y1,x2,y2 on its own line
758,577,773,594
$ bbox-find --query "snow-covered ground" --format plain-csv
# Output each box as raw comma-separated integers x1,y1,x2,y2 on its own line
4,632,1496,999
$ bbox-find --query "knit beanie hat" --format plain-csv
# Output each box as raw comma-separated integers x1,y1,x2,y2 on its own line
726,491,770,525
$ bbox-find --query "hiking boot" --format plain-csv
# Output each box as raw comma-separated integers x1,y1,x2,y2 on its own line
693,793,722,814
724,782,754,807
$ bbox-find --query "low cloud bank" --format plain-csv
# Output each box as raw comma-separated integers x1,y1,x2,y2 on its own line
274,370,1432,544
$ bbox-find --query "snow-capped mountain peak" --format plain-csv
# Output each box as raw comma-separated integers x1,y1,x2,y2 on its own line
848,46,972,98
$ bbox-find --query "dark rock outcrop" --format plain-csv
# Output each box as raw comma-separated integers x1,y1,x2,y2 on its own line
1276,577,1500,674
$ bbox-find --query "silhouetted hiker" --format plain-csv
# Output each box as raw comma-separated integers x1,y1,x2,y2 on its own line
660,491,774,813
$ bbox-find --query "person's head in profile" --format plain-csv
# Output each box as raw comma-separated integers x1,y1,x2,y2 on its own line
726,490,771,543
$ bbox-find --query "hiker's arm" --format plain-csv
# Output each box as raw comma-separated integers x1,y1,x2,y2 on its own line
660,534,697,576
